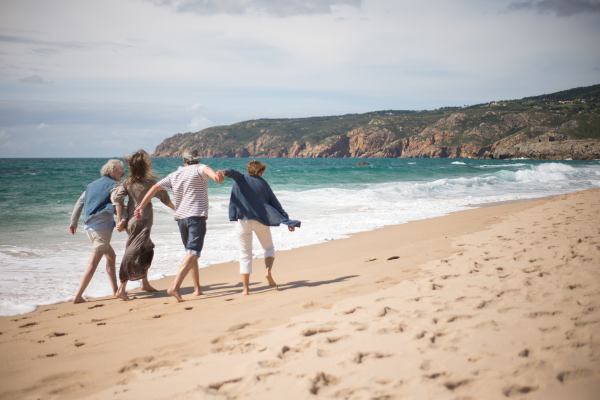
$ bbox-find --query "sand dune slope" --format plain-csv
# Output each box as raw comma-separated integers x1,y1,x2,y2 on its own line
85,189,600,400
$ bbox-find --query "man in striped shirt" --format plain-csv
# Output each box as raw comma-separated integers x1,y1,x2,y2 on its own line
135,149,223,302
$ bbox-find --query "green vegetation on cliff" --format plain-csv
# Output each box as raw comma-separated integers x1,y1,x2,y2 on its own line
153,84,600,159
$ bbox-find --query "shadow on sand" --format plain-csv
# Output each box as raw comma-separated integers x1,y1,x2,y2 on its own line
126,275,359,302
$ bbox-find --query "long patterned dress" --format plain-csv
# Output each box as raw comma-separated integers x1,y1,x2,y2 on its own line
112,179,171,282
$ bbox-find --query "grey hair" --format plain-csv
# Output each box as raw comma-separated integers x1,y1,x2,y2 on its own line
182,149,202,165
100,159,124,177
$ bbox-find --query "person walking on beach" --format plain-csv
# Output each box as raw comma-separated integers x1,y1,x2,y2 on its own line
217,160,300,295
112,150,175,301
69,159,125,304
134,149,223,302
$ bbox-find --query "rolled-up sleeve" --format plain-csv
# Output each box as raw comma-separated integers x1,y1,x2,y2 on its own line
70,191,85,227
110,185,128,222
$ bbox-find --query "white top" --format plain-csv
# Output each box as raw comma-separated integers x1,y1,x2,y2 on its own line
158,164,209,220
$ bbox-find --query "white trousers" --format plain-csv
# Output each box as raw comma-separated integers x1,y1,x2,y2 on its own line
235,219,275,274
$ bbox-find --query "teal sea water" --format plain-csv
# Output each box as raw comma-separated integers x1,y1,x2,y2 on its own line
1,157,599,315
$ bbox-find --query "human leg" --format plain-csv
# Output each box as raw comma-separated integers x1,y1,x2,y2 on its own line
236,220,253,294
169,217,206,302
115,280,130,301
167,254,199,302
140,276,158,292
104,245,119,296
241,273,250,295
73,252,104,304
74,231,112,304
253,222,276,287
190,259,202,296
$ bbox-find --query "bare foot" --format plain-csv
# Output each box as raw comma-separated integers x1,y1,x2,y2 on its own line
241,289,249,296
193,290,203,296
73,297,89,304
265,273,277,287
115,292,130,301
167,288,184,302
140,285,158,293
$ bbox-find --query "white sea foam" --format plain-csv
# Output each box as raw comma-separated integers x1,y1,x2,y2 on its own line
451,161,466,165
1,161,599,316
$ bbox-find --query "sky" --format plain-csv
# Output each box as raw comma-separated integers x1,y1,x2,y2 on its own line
0,0,599,157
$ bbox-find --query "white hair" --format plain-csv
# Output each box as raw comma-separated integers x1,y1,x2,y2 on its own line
182,149,202,165
100,159,124,177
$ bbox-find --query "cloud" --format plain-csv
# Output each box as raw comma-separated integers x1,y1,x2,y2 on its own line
0,129,9,139
186,104,214,131
18,74,53,84
0,34,132,56
506,0,600,16
36,123,50,129
144,0,362,17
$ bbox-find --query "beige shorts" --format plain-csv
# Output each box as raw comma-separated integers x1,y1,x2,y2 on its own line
86,230,113,254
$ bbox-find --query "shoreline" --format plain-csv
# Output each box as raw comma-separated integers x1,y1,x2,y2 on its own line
0,194,561,317
1,189,599,399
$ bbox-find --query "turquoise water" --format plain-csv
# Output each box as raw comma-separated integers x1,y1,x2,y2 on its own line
1,157,599,315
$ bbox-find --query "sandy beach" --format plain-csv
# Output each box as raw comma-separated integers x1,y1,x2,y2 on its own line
0,189,598,400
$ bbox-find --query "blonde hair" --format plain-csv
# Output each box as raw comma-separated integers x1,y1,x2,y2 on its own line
246,160,267,177
123,149,159,186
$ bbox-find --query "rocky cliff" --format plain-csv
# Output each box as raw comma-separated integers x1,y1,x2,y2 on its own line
153,84,600,160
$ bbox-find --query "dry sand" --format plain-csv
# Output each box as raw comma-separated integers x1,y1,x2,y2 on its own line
0,189,599,400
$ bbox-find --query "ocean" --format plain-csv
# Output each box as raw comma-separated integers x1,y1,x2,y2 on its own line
1,157,599,316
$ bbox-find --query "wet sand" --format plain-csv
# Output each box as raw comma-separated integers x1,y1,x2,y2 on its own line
0,189,598,400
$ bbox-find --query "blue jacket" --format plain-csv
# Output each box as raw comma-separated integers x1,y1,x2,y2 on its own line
225,168,301,228
83,176,119,224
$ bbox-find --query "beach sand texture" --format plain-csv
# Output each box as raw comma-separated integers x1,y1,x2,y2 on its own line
0,189,598,399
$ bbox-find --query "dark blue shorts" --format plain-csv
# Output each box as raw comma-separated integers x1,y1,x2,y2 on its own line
177,217,206,257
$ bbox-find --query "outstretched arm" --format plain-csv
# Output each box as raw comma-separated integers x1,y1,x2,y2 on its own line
202,166,223,184
134,184,165,220
217,168,243,182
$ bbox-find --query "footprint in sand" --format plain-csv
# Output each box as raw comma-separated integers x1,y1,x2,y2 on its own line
75,342,85,347
45,332,67,338
302,326,335,337
502,385,537,396
228,323,250,332
352,352,392,364
556,369,592,383
19,322,37,328
185,307,193,310
526,311,561,318
97,322,106,326
46,354,57,357
309,372,340,395
444,379,470,391
88,304,104,309
518,349,529,357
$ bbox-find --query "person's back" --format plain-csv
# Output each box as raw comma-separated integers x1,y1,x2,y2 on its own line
219,160,300,295
134,149,223,302
225,167,300,228
161,163,209,221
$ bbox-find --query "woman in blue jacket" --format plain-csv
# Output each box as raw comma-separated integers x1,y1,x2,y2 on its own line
218,160,300,295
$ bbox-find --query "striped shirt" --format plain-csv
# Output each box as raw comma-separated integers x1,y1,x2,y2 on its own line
158,164,209,220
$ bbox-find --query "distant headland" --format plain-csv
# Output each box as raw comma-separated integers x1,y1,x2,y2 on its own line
153,84,600,160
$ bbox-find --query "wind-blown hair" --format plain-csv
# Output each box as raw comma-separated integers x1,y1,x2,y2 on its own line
182,149,202,165
123,150,159,186
246,160,267,177
100,159,124,177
